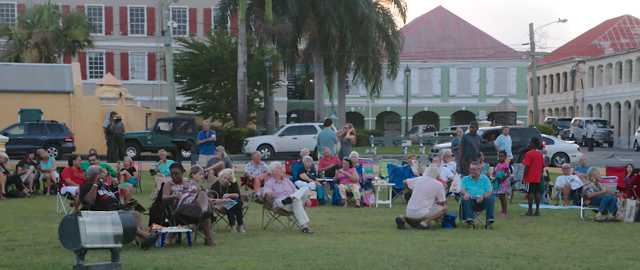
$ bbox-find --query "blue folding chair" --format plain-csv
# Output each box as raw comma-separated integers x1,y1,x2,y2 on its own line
387,163,414,202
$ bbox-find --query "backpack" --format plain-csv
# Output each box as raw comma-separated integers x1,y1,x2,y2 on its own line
441,213,457,228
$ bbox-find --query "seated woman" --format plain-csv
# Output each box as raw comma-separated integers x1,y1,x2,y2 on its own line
407,154,424,177
210,168,245,233
619,163,637,195
295,156,321,191
263,162,314,234
0,153,34,199
243,151,269,190
154,149,174,188
37,148,58,196
333,158,361,208
60,154,87,196
117,157,139,187
162,163,217,246
584,167,618,221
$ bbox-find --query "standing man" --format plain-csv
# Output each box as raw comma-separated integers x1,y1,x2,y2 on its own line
494,126,513,160
103,111,117,162
110,115,126,161
317,118,339,157
585,119,597,152
521,138,545,217
457,121,482,177
197,120,217,166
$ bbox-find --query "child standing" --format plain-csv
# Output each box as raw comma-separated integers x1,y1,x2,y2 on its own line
493,151,511,216
521,138,545,217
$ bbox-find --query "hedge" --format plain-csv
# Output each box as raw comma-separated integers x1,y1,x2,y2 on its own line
535,125,556,136
211,126,257,154
354,129,383,147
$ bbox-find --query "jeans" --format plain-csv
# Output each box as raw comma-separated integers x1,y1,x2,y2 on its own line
589,194,618,214
227,198,244,226
461,196,495,223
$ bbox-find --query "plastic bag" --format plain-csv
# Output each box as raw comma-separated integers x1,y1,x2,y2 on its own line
449,174,462,193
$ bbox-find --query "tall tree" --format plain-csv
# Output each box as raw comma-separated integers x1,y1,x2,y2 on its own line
0,2,94,63
173,34,280,126
237,0,249,128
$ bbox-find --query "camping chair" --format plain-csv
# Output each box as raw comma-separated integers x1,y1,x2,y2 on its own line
358,158,374,189
207,187,254,229
254,188,299,231
580,193,600,221
378,159,398,180
152,183,211,243
56,186,76,214
133,161,143,194
458,198,487,226
386,163,413,202
509,164,526,204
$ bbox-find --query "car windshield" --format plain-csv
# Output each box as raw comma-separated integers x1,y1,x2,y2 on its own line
557,120,571,128
409,127,418,134
592,120,610,128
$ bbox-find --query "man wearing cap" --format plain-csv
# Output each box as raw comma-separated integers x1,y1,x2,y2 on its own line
111,115,126,161
104,111,117,162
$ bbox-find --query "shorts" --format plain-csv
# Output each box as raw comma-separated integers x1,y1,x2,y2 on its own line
525,183,541,193
406,204,444,222
20,173,35,182
39,171,59,181
60,186,79,196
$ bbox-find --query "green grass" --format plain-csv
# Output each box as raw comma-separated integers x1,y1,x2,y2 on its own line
352,145,427,155
1,172,637,269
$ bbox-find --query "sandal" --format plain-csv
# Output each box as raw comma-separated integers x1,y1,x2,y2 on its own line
301,227,314,234
204,238,219,246
485,224,493,230
468,223,475,230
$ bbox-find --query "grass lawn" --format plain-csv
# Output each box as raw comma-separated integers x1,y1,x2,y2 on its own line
2,172,637,269
352,145,427,155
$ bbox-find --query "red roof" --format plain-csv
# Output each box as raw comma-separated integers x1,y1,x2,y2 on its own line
537,14,640,65
400,6,524,61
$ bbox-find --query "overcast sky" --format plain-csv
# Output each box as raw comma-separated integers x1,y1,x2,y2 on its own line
405,0,640,52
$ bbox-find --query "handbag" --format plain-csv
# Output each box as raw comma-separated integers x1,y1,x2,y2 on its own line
615,198,639,222
449,174,462,193
316,186,326,205
361,189,374,206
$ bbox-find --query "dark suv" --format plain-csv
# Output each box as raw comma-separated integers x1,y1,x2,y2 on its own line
429,126,547,165
0,121,75,159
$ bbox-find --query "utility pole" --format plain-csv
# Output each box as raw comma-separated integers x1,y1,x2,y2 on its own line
161,0,176,117
571,66,577,118
529,23,539,125
265,0,275,134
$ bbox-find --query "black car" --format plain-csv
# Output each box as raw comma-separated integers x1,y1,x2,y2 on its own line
0,120,76,159
430,126,547,165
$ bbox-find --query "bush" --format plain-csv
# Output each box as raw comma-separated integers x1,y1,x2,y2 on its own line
354,129,383,147
535,125,556,136
211,126,257,154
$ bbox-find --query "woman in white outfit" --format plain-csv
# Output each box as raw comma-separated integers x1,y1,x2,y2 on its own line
295,156,322,190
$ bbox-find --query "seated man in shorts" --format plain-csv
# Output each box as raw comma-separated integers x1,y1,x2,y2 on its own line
395,166,447,230
555,164,586,206
16,151,37,193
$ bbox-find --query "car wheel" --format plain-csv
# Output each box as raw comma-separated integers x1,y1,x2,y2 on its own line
125,143,141,159
551,153,569,167
45,144,61,159
608,142,614,148
635,140,639,152
181,148,191,158
258,145,274,160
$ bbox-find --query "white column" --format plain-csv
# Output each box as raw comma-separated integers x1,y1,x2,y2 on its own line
611,107,620,144
621,107,630,148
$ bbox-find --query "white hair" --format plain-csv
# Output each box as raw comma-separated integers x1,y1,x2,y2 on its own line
203,120,211,125
0,153,8,163
87,165,103,179
216,146,227,157
300,148,309,156
267,161,282,174
349,151,359,160
425,165,441,179
303,156,313,163
218,168,236,183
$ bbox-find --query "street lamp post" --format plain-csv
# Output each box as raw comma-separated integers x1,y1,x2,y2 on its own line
404,66,411,137
264,56,272,132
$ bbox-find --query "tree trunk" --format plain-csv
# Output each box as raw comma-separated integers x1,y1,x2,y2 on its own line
337,68,347,128
313,49,325,122
265,0,276,133
236,0,248,127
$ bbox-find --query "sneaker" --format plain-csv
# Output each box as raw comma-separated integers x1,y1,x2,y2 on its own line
498,213,508,217
395,217,407,230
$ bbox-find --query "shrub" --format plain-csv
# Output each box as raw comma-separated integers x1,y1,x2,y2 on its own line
211,126,257,154
535,125,556,136
354,129,384,147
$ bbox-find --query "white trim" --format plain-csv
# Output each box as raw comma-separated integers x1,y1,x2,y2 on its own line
94,41,183,48
273,97,288,102
401,61,529,68
86,50,106,80
128,51,148,81
400,117,413,120
0,2,18,27
133,96,189,101
439,116,452,119
127,5,147,36
375,99,403,104
278,115,288,118
170,6,189,37
86,4,105,36
83,80,167,85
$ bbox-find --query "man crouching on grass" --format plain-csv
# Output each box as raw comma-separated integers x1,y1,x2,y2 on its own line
395,166,447,231
521,138,545,217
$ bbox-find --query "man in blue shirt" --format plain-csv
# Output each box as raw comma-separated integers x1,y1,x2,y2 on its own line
460,162,495,229
493,126,513,159
316,118,339,156
197,120,217,166
573,156,590,180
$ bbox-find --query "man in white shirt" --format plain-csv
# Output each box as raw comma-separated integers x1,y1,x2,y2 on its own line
395,166,447,230
585,119,598,152
426,156,454,182
494,126,513,159
555,164,586,206
441,150,457,174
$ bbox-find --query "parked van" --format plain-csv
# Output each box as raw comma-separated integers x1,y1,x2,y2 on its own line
543,117,573,140
569,117,614,147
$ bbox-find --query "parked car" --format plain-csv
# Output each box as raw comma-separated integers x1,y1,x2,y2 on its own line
408,124,437,143
242,123,338,160
569,117,614,147
0,120,75,159
124,117,198,160
544,117,573,140
440,125,469,132
634,126,640,152
429,126,547,165
541,135,582,167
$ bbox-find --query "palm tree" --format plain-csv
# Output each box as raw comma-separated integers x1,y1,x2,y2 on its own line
237,0,249,128
0,2,94,63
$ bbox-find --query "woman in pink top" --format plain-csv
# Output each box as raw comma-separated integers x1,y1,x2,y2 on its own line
333,158,361,207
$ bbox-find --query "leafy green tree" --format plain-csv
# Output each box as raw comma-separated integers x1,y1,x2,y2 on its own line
0,2,94,63
173,33,280,126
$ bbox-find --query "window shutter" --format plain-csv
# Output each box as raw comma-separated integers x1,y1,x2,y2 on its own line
395,76,404,96
509,67,518,95
432,68,441,96
106,52,114,77
148,53,156,81
121,52,129,80
63,53,71,64
105,6,113,35
17,4,26,14
78,52,87,80
486,68,495,96
119,6,128,35
449,68,457,96
62,5,70,15
411,68,419,96
230,10,238,36
77,5,84,14
189,8,197,36
472,68,480,96
203,8,212,36
147,7,155,36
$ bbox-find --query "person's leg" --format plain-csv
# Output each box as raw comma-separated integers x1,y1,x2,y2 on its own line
194,191,217,245
0,173,6,198
291,190,311,229
461,198,474,223
484,196,495,223
563,183,572,206
350,184,361,206
44,173,52,196
26,174,35,191
107,134,115,162
499,195,508,214
252,177,262,191
420,205,448,227
534,191,541,215
608,196,618,217
123,184,134,205
338,184,348,206
597,194,612,214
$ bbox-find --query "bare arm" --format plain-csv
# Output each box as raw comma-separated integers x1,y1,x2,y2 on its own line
403,180,411,192
83,176,102,205
522,166,529,183
64,178,79,186
49,160,57,173
494,145,500,152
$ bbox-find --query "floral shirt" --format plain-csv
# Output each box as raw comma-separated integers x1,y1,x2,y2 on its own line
244,161,267,176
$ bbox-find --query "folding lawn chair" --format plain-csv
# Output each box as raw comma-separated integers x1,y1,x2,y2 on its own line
378,159,398,180
386,163,413,202
606,166,626,184
207,187,254,229
358,158,374,188
151,183,212,243
459,198,487,226
509,164,526,204
600,176,618,192
133,161,143,194
56,186,76,214
254,188,299,231
580,193,600,220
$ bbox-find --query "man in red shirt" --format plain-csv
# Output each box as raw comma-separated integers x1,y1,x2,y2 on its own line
521,138,545,217
318,147,341,178
60,154,88,196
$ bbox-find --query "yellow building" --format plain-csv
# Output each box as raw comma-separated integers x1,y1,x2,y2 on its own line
0,62,198,155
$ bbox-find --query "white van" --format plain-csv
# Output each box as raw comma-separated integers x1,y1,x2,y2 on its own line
569,117,614,147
